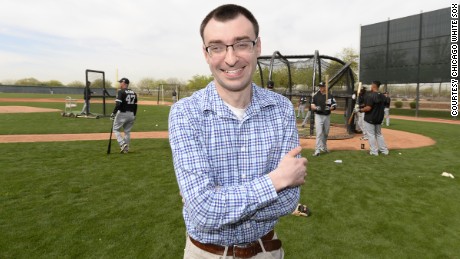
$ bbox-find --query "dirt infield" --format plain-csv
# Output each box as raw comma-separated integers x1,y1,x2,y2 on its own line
0,131,168,143
0,98,172,106
0,103,442,150
300,128,435,151
0,106,61,113
0,128,435,151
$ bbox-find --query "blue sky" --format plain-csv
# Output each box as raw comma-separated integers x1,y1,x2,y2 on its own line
0,0,454,85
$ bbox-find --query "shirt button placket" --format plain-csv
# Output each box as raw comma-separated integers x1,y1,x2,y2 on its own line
239,122,247,181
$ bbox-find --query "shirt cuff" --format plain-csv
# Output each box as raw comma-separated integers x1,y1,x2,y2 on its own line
252,175,278,207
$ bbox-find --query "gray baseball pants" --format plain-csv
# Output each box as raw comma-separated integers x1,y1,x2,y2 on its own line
301,110,311,127
297,104,306,118
113,111,135,148
314,113,330,152
358,112,368,138
383,108,390,126
363,121,389,155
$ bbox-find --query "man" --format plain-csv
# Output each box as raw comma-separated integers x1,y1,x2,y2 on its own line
357,80,389,156
111,77,137,154
311,82,336,156
296,95,307,118
172,89,177,103
357,87,368,140
383,91,391,126
81,81,94,115
169,4,307,259
300,104,312,128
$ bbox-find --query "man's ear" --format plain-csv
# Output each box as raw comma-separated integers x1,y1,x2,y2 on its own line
203,46,211,65
256,37,261,57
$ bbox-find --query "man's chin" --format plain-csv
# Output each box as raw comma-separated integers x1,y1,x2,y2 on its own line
215,79,251,93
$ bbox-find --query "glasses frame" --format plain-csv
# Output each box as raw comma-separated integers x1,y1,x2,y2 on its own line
205,38,258,57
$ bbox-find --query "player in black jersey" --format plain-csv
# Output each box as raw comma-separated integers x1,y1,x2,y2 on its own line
111,77,138,153
357,80,389,156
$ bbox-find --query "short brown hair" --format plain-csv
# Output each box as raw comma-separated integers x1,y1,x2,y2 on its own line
200,4,259,41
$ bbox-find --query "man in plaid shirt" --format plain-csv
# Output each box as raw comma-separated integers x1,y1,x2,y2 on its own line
169,4,307,258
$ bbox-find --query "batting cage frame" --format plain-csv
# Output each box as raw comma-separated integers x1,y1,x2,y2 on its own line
257,50,357,139
78,69,115,118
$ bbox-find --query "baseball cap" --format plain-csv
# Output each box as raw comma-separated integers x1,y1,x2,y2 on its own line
318,82,326,87
118,78,130,84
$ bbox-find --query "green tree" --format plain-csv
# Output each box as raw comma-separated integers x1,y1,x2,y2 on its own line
338,47,359,74
136,78,157,94
321,47,359,88
90,79,112,88
15,77,41,86
166,77,185,85
67,81,85,87
43,80,63,86
187,75,214,90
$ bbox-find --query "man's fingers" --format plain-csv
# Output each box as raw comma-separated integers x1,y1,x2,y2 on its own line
286,146,302,157
301,157,308,165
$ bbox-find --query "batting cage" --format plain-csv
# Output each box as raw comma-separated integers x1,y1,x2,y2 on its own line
79,69,116,118
256,50,356,139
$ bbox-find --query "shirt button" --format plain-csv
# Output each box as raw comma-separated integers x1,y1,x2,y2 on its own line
245,223,251,228
241,174,246,179
241,147,246,152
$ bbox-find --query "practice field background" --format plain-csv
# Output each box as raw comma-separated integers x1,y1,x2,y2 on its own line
0,94,459,258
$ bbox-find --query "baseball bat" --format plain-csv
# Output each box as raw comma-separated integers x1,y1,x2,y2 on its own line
325,75,329,102
348,82,362,125
107,119,114,154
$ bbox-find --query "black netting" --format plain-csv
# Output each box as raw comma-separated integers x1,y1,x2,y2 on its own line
360,7,452,84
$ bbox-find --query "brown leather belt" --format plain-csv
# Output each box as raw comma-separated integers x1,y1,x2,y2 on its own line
189,230,282,258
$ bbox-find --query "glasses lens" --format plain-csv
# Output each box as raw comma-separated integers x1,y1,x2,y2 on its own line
208,44,225,55
207,40,256,57
234,41,252,51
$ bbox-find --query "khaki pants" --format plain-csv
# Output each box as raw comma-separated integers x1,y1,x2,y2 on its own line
183,235,284,259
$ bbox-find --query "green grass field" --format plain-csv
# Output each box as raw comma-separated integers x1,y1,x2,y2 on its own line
1,96,459,258
390,108,455,120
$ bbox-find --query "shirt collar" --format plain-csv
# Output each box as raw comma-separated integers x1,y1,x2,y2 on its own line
201,82,277,119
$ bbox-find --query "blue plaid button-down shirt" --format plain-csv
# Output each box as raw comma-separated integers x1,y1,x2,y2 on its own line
169,82,300,246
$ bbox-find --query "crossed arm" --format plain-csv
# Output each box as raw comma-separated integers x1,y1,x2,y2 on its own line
169,105,307,231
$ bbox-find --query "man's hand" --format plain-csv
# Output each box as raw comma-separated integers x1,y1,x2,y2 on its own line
325,106,330,111
316,106,321,111
354,107,360,113
269,146,307,192
110,113,116,120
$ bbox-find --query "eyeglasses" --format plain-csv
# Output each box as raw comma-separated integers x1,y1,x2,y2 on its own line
205,38,258,57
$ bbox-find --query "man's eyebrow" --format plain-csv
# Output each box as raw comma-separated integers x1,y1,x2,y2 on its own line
206,36,253,45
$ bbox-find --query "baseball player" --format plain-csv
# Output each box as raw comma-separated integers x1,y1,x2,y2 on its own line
357,80,389,156
311,82,336,156
301,95,312,128
383,91,391,126
357,87,368,140
80,81,94,115
297,95,308,118
111,77,138,154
